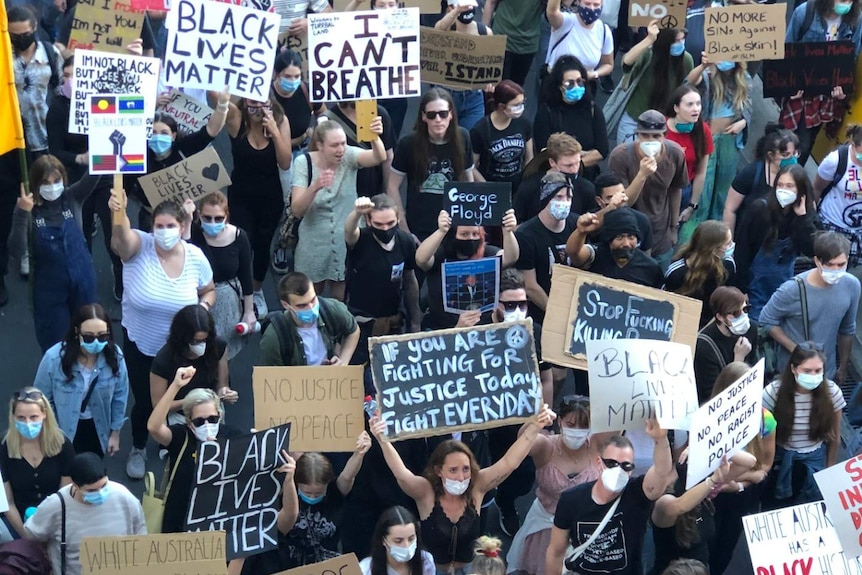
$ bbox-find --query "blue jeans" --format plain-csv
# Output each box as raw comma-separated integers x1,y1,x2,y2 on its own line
772,444,826,503
617,111,639,144
446,89,485,131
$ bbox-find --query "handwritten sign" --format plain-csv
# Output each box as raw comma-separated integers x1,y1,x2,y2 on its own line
704,4,785,61
815,456,862,559
69,0,144,54
420,27,506,89
129,0,166,10
274,555,363,575
629,0,686,29
369,320,542,441
185,425,290,560
252,365,364,452
541,266,701,371
70,50,159,136
161,90,213,137
137,147,231,207
442,257,500,314
165,0,281,100
444,182,511,226
743,501,862,575
762,41,856,99
307,9,421,102
686,360,764,488
88,94,148,175
335,0,440,12
80,532,227,575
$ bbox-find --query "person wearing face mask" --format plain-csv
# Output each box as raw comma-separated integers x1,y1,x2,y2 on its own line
358,506,436,575
34,304,129,460
506,396,599,575
545,420,676,575
734,164,817,320
693,287,758,403
370,406,556,575
24,452,146,575
8,155,101,352
0,388,74,539
760,232,860,382
533,57,608,182
545,0,614,90
762,343,845,508
272,50,327,157
109,195,215,480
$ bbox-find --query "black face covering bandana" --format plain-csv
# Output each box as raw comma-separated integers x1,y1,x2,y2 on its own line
457,7,475,23
611,246,635,262
372,226,397,244
10,32,35,52
455,238,481,257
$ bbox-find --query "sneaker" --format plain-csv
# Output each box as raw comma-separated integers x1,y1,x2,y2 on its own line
254,290,268,317
19,253,29,279
271,246,292,275
498,505,520,537
0,275,7,307
126,447,147,479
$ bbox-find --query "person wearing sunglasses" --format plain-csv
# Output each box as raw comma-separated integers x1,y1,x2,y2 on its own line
546,419,675,575
33,303,128,460
0,387,73,539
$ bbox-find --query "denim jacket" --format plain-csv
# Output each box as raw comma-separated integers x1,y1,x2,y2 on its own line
786,2,862,53
33,342,129,453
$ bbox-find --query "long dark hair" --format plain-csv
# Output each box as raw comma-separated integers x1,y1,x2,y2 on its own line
773,343,836,445
410,88,466,187
754,124,799,161
762,164,815,251
666,84,707,163
650,28,686,111
60,303,119,380
370,506,425,575
165,305,219,378
542,55,591,107
670,466,713,548
814,0,861,29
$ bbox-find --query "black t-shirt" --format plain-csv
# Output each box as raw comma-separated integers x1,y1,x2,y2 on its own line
514,174,595,225
554,476,653,575
470,115,533,190
150,339,228,401
273,85,322,147
663,258,736,328
514,215,577,322
426,245,500,329
587,244,664,288
694,321,759,403
391,128,474,239
191,225,254,296
731,161,771,233
280,481,345,568
346,227,416,318
0,438,75,516
327,106,396,198
651,504,715,575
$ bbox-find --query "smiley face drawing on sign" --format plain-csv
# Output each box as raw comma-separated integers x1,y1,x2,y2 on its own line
506,324,529,349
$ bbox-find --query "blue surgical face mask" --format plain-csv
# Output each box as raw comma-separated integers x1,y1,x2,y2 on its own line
148,134,173,155
796,372,823,390
835,1,852,15
279,77,301,93
675,122,694,133
670,41,685,57
779,156,798,167
294,301,320,324
563,85,585,103
298,490,325,505
82,485,111,506
80,338,108,354
716,61,735,72
201,221,225,237
15,420,42,440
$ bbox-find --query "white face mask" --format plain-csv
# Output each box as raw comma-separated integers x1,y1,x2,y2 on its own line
193,422,219,442
188,342,207,357
775,188,797,208
561,427,589,450
639,140,662,158
443,477,470,495
728,313,750,336
154,227,181,250
388,540,417,563
39,182,64,201
821,266,847,285
502,307,527,323
600,466,629,492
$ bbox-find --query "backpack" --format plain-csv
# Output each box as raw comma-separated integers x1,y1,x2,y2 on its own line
0,540,52,575
261,299,337,364
798,0,857,40
819,144,850,208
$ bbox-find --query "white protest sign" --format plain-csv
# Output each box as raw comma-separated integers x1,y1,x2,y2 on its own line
743,501,862,575
586,339,698,432
88,95,149,175
307,8,421,103
0,466,8,513
165,0,281,100
70,50,159,136
161,90,213,136
686,359,763,488
815,455,862,559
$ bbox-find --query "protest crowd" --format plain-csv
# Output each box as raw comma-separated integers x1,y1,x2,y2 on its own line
1,0,862,573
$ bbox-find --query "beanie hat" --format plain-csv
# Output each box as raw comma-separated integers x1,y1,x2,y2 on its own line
600,208,640,244
538,171,569,212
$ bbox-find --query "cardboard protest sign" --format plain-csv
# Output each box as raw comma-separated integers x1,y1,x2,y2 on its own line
129,0,166,10
420,27,506,89
307,9,421,102
703,4,785,61
629,0,686,29
369,320,542,441
274,554,363,575
356,99,378,142
253,365,364,452
70,50,160,136
814,455,862,559
586,339,698,432
186,425,290,559
88,95,148,175
137,147,231,207
80,532,227,575
165,0,281,100
69,0,145,54
277,33,309,77
743,501,862,575
686,360,764,488
444,182,512,226
762,41,856,99
442,257,500,314
541,266,701,371
161,90,213,137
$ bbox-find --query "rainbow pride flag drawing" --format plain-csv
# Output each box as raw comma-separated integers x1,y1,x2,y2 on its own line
120,155,146,173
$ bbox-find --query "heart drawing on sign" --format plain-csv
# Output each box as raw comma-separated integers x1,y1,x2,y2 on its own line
202,164,220,181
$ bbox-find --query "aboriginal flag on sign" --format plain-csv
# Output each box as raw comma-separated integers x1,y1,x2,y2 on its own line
91,97,116,114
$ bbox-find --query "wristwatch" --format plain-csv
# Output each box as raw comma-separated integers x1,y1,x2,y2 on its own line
687,202,699,211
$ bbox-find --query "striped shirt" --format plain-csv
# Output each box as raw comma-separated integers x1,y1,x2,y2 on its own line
272,0,330,34
762,379,845,453
122,231,213,356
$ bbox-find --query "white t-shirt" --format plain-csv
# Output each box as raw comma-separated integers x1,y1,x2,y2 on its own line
272,0,330,34
122,231,213,356
25,482,147,575
297,324,327,366
816,148,862,230
359,550,437,575
762,379,845,452
546,12,614,70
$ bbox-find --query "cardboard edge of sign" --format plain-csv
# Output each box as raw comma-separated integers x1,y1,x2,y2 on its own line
541,265,702,371
367,318,543,442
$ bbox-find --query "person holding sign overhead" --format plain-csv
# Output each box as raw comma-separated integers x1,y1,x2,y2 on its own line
369,405,556,575
544,0,614,90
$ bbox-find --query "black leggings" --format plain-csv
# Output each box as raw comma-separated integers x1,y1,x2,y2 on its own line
229,192,284,283
82,186,122,274
123,328,155,450
503,51,536,88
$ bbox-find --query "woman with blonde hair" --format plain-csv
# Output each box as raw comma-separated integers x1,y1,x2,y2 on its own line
472,536,505,575
0,388,74,538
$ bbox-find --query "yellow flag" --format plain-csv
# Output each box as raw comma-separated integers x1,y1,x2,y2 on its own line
0,1,25,156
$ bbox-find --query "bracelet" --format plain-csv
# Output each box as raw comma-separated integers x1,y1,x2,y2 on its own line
200,300,211,309
217,104,229,112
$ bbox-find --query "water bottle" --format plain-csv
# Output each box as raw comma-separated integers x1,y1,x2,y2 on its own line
235,321,261,335
364,395,377,418
24,506,37,521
